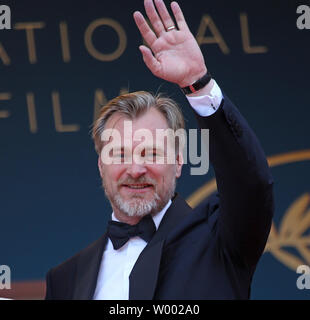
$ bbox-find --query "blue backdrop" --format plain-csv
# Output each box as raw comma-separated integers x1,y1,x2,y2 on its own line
1,0,309,299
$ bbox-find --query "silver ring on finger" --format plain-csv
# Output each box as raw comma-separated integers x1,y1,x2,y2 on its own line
166,25,176,31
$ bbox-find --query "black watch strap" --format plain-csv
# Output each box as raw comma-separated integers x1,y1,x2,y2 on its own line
180,71,212,95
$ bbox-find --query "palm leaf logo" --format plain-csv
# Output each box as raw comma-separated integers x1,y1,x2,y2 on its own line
265,193,310,270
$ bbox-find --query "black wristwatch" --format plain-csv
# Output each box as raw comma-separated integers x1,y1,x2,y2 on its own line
180,71,212,95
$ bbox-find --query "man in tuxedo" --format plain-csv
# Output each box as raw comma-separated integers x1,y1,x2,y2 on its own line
45,0,274,299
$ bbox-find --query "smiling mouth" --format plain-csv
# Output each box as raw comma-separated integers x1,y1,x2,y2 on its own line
122,184,153,190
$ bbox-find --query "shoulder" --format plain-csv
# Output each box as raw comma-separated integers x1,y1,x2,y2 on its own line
48,235,106,276
194,192,220,220
45,235,106,299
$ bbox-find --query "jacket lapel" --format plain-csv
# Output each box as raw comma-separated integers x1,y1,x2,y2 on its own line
71,194,192,300
129,193,193,299
72,233,108,300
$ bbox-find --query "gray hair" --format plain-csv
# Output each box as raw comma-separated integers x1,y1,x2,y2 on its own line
92,91,185,154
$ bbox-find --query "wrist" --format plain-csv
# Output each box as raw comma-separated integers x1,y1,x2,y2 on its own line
186,78,215,97
178,67,207,88
180,69,212,96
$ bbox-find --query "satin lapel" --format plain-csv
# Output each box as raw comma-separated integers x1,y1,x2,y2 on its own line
72,233,108,300
129,194,193,300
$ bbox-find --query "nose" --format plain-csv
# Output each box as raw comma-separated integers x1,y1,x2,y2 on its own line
126,163,147,179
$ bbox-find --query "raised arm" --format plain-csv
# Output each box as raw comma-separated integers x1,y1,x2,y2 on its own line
134,0,274,269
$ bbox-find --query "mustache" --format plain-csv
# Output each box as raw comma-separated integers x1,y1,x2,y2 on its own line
118,176,157,187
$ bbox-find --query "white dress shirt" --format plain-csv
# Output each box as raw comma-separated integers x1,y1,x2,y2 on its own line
93,199,172,300
186,79,222,116
93,80,223,300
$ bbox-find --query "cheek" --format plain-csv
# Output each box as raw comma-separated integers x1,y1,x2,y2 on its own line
149,165,176,186
102,165,125,182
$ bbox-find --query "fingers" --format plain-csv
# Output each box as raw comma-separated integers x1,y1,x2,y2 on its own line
134,0,190,49
133,11,157,47
144,0,166,36
171,1,189,31
154,0,176,30
139,45,161,76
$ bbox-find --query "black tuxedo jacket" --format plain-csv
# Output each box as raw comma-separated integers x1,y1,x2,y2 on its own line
45,94,274,299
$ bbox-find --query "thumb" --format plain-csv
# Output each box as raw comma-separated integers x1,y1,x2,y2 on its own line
139,45,161,76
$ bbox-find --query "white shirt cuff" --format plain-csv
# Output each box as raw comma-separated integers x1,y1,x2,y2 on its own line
186,80,223,117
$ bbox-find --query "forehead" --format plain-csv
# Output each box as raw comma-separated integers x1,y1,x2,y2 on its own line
105,107,170,133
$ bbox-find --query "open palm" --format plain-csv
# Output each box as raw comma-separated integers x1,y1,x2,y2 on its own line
134,0,207,88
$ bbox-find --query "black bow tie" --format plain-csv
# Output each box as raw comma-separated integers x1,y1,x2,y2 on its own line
107,214,156,250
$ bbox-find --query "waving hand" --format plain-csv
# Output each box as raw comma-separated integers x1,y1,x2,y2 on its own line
133,0,207,88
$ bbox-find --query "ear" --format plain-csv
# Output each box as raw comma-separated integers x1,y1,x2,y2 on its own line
175,152,184,178
98,156,104,178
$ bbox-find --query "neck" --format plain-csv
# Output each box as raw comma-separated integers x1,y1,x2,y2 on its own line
113,210,144,225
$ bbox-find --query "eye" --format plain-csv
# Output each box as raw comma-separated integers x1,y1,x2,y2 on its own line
145,149,157,157
108,149,126,164
109,150,121,157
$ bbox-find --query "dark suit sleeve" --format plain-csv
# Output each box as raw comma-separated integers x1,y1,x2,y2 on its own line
194,93,274,270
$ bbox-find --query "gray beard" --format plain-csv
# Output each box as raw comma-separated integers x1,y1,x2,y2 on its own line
113,192,161,217
102,178,176,218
